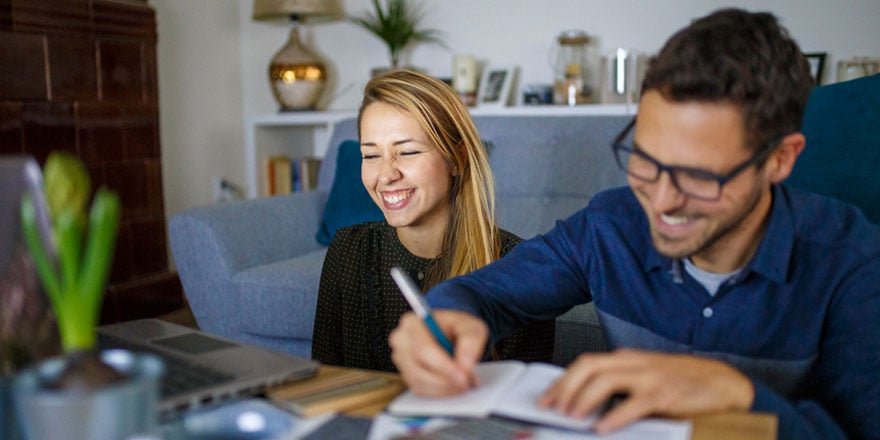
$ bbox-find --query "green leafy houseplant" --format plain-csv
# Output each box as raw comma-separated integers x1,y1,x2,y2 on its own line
19,152,124,389
350,0,446,69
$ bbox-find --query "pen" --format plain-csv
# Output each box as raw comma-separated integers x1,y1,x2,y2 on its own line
390,266,455,355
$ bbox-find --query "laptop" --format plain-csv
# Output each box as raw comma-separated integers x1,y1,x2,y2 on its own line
97,319,318,415
1,155,319,416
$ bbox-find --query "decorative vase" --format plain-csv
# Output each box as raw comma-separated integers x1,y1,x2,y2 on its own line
12,349,164,440
268,26,327,111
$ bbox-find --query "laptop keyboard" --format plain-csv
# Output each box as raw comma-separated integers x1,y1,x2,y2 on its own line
97,333,234,398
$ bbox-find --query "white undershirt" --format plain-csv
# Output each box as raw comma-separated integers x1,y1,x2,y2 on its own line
682,258,743,296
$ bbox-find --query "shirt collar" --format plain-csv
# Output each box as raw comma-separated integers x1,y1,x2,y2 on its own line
747,184,794,283
643,184,794,284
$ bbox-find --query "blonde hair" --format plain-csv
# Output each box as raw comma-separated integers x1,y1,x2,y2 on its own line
358,69,500,288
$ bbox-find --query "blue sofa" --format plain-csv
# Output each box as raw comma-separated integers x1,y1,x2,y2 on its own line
170,114,631,361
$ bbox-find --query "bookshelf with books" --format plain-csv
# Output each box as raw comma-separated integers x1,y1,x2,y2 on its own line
262,155,323,197
247,110,356,198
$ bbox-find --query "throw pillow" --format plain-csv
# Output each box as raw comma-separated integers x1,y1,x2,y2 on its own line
315,140,385,245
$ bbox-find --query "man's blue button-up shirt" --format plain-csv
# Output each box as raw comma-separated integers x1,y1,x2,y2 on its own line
428,185,880,439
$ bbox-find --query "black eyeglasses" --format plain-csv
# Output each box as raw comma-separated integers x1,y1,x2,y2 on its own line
611,119,781,201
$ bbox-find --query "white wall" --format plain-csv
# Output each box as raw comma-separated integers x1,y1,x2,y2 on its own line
241,0,880,113
154,0,246,220
155,0,880,221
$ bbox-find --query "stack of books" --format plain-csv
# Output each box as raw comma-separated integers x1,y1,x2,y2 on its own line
267,367,405,417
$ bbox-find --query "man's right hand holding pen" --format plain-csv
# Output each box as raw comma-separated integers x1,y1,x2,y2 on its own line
389,310,487,396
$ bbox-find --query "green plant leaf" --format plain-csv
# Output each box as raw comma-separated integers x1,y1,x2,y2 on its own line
56,210,82,297
79,188,120,324
20,195,61,304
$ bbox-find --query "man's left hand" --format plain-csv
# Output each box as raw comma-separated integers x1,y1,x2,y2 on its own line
537,349,755,434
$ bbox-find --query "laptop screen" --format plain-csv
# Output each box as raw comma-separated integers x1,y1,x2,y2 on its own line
1,155,59,372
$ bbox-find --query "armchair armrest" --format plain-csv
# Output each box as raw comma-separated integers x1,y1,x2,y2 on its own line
169,191,328,337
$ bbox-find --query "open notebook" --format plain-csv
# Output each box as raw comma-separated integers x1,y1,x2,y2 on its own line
387,361,693,438
387,361,598,431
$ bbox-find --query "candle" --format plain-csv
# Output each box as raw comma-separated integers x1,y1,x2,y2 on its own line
452,55,478,106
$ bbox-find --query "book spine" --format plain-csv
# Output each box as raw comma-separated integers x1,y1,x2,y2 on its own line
264,155,293,196
291,158,301,192
298,157,322,192
263,156,275,197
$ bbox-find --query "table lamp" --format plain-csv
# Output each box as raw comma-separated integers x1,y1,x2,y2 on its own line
253,0,341,111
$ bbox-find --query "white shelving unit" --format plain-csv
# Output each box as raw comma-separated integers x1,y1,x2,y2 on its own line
244,104,637,198
245,110,355,198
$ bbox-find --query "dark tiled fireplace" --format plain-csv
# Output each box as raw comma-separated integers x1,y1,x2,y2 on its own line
0,0,183,323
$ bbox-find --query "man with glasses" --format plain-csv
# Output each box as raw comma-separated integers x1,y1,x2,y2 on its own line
389,8,879,440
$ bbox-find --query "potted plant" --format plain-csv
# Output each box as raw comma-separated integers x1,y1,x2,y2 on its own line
349,0,447,75
13,152,163,439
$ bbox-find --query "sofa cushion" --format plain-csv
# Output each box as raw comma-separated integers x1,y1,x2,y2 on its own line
233,248,328,339
476,116,630,197
497,195,593,239
554,302,607,366
315,140,384,245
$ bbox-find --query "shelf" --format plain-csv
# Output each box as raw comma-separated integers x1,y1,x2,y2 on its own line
248,103,635,125
244,104,637,198
249,110,357,126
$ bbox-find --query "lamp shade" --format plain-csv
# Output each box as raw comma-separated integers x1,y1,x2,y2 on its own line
253,0,340,21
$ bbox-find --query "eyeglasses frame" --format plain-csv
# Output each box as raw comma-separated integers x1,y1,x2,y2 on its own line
611,118,783,201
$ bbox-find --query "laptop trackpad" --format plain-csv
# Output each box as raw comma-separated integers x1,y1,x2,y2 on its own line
153,333,236,355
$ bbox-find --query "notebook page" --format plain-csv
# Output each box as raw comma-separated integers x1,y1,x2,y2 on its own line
386,361,526,417
490,362,597,430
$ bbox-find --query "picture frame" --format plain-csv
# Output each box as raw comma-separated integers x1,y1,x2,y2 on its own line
477,66,516,108
804,52,827,85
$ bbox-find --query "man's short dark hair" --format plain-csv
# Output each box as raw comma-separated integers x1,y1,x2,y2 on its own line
641,8,814,151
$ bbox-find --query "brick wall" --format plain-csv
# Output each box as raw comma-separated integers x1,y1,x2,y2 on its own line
0,0,183,322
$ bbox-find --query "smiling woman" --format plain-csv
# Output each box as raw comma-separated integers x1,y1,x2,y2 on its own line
359,101,456,253
310,70,556,372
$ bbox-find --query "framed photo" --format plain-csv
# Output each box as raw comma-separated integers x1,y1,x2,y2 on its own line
477,66,515,107
804,52,827,85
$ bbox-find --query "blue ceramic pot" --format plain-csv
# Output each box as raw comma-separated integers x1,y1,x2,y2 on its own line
12,349,164,440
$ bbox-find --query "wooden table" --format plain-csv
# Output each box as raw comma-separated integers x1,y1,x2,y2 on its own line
268,366,777,440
